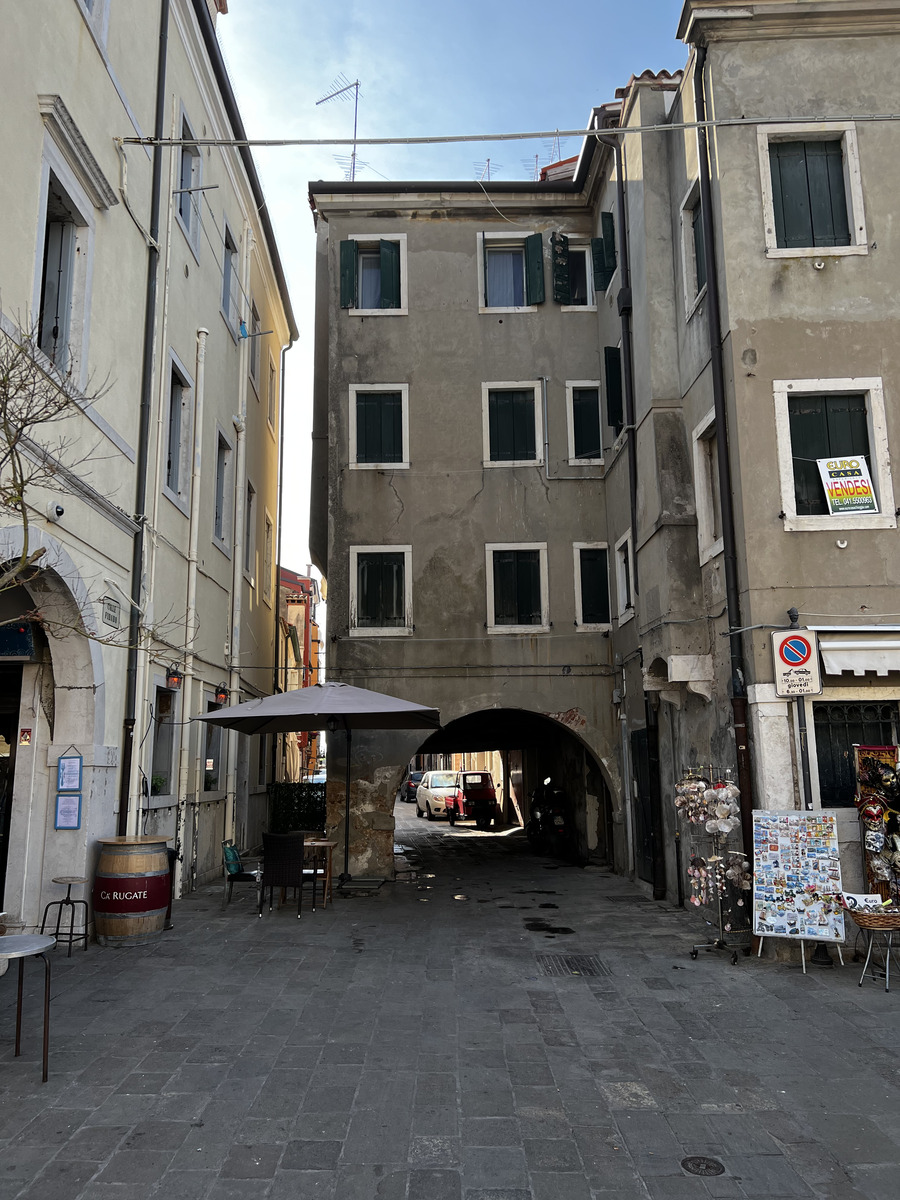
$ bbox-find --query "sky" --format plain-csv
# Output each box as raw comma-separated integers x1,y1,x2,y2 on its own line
215,0,688,577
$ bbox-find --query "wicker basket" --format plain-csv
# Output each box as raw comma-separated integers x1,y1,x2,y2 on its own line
850,909,900,931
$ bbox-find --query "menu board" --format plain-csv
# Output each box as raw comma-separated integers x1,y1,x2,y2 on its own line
752,811,845,943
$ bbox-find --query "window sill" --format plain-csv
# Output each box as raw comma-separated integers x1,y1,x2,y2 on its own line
567,457,605,468
220,308,239,343
698,537,724,566
350,462,410,471
576,623,612,633
212,536,232,559
560,304,598,313
478,305,537,315
347,307,407,317
162,486,190,517
147,793,176,810
782,513,897,532
175,211,201,265
487,624,550,635
765,244,868,260
685,284,707,323
483,458,544,469
349,627,413,638
616,608,635,626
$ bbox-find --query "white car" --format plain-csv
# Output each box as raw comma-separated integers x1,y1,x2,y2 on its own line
415,770,458,820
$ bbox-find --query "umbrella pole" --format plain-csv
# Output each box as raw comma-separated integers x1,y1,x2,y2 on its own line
340,727,352,884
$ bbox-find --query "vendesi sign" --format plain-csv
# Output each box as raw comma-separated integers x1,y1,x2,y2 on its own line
816,456,878,515
772,630,822,697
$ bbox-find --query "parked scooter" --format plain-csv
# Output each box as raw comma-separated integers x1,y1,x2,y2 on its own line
525,779,574,858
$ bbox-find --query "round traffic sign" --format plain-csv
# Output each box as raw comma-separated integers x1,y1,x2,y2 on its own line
779,635,812,666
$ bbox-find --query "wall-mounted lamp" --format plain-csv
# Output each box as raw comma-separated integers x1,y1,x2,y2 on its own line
326,717,338,735
166,665,184,691
215,683,229,706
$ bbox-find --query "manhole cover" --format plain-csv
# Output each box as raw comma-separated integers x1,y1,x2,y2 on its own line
681,1157,725,1177
535,954,610,977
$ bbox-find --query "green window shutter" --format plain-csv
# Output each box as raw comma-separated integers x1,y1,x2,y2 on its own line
592,237,612,294
493,550,541,625
692,205,707,293
356,392,403,464
580,548,610,625
601,211,617,274
488,389,535,461
379,239,401,308
339,240,357,308
493,550,517,624
788,392,869,514
572,387,602,459
358,552,405,627
604,347,623,436
550,232,571,304
805,141,850,247
524,233,545,305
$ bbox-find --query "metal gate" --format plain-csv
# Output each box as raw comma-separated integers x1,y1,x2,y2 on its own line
812,701,899,807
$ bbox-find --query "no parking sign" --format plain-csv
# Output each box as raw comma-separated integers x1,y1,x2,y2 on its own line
772,630,822,697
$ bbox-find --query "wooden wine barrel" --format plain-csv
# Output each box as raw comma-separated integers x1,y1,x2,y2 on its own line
93,836,170,947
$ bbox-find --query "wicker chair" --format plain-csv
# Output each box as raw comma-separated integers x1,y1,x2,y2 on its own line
258,833,306,918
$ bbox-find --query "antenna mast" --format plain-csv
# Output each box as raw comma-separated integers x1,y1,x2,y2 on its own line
316,75,361,181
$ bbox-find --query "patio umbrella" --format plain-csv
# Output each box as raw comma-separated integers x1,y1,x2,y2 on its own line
195,682,440,883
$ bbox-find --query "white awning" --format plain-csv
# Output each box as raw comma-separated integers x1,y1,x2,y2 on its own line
810,627,900,677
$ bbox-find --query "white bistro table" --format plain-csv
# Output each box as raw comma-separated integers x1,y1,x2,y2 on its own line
0,934,56,1082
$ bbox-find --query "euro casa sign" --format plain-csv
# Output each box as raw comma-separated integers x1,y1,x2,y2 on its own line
772,631,822,697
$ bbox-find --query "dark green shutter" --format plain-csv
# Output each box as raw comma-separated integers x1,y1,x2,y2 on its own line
770,140,850,249
580,548,610,625
604,347,623,436
493,550,517,624
572,387,602,459
493,550,540,625
550,232,571,304
601,211,617,274
592,238,611,293
379,239,401,308
358,552,404,627
524,233,545,304
339,240,357,308
692,205,707,293
489,389,535,461
356,392,402,464
788,392,868,514
805,141,850,247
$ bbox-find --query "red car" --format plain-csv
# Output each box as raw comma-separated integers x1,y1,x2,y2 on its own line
446,772,498,830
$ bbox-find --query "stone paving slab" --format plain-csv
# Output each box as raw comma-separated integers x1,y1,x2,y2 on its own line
1,800,899,1198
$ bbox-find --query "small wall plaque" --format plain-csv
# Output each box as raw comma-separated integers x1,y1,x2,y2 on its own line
55,792,82,830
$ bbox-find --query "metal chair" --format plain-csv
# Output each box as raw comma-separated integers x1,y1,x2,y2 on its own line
222,841,260,906
258,833,305,918
40,877,89,956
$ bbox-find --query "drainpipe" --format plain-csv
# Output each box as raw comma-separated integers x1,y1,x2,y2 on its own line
273,341,289,784
223,222,253,843
172,326,208,897
692,44,754,857
118,0,170,836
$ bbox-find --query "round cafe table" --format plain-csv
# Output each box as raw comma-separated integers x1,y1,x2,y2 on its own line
0,934,56,1082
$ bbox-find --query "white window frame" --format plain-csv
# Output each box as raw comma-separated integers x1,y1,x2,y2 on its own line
163,350,194,514
174,109,202,258
243,480,256,586
221,219,240,339
614,530,635,625
213,427,234,553
573,542,611,631
349,545,413,637
73,0,111,45
348,383,410,470
560,241,597,313
477,232,539,314
565,380,604,466
346,233,408,317
267,353,278,434
485,542,550,635
248,301,261,393
679,180,707,318
262,510,274,605
773,376,896,532
32,139,96,389
692,407,724,564
481,380,544,468
757,122,868,259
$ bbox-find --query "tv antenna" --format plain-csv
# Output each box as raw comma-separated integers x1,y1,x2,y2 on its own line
521,153,540,181
474,158,502,181
317,74,361,181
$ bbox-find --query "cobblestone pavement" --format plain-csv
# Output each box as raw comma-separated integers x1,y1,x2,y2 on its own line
1,801,898,1199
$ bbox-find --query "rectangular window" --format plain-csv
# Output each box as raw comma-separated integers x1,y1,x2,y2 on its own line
339,235,407,314
478,233,544,310
566,382,603,464
482,382,542,466
349,385,409,468
550,231,614,309
263,513,274,603
150,688,176,796
165,359,192,505
222,223,239,334
38,173,85,371
204,698,223,792
758,124,867,258
691,203,707,294
486,543,548,632
267,356,277,429
774,377,895,531
244,481,256,579
574,544,610,628
679,183,707,314
604,347,623,438
692,410,723,564
615,531,634,622
177,117,201,245
248,302,260,388
214,431,233,546
350,546,412,635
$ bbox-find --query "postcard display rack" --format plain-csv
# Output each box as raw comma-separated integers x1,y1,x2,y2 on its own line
752,811,846,973
675,769,752,965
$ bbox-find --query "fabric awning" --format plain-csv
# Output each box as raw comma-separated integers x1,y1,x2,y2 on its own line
810,626,900,676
